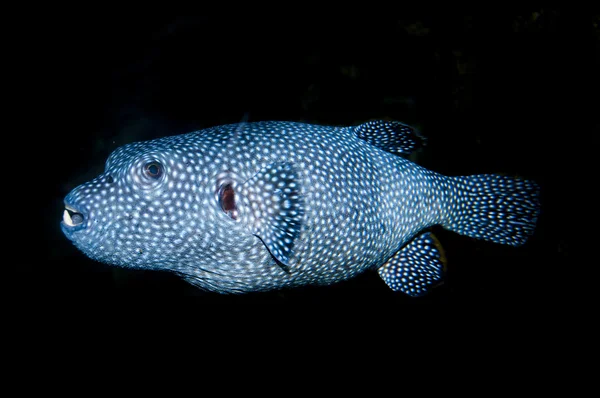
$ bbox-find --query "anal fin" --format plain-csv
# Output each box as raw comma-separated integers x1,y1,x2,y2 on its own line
378,232,446,297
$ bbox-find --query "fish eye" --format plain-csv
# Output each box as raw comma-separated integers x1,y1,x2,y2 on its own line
144,161,163,179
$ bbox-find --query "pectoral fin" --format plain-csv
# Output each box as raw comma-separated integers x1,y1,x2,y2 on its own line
238,161,304,268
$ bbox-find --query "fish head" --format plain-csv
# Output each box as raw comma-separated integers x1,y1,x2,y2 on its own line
60,137,265,274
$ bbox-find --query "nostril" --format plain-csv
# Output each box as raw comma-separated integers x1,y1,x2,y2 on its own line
106,175,114,184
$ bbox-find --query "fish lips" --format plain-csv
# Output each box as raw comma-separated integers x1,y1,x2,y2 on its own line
61,203,86,239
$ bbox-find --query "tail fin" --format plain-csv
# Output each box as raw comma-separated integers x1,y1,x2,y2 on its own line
443,174,540,246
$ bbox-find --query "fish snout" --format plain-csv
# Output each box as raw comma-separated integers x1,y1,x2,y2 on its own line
62,204,85,228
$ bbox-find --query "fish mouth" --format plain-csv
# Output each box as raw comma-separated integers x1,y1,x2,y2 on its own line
62,204,85,227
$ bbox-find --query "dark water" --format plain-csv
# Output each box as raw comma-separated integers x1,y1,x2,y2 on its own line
19,10,596,337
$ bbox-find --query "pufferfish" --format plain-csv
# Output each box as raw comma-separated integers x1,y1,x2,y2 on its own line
61,120,540,296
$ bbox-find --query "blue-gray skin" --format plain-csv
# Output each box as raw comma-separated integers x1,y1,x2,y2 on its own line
61,120,540,296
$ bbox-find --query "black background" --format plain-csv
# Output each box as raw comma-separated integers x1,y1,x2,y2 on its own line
13,9,597,337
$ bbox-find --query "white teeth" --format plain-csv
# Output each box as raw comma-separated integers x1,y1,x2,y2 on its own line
63,209,74,227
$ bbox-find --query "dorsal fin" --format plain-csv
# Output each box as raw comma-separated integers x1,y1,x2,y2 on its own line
352,120,426,156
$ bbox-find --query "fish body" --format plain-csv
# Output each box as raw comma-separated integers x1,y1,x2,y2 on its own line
61,120,539,296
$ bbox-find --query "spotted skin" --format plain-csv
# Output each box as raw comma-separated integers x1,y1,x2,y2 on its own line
61,120,540,295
